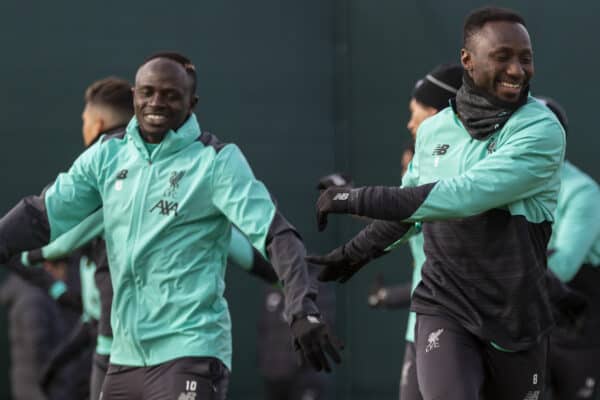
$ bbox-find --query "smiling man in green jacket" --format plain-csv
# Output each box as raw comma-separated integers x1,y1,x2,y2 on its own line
0,52,340,400
309,7,564,400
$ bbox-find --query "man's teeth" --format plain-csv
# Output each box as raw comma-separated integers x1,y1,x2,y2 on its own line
146,114,167,123
500,82,521,89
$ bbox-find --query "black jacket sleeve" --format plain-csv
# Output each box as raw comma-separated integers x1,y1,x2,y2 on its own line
348,184,436,221
0,195,51,264
248,247,279,284
266,211,319,320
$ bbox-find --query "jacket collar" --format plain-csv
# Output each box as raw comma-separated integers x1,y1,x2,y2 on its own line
126,114,201,161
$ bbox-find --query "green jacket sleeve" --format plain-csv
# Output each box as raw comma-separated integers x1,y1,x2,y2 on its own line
36,209,103,261
549,181,600,282
228,226,279,284
348,117,565,223
44,143,103,240
0,144,103,264
211,144,318,319
227,225,254,270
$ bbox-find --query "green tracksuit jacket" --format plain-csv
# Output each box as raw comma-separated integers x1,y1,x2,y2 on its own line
0,114,318,369
348,96,565,350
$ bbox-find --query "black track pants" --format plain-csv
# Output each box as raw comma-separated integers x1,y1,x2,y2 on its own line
415,314,547,400
100,356,229,400
399,341,422,400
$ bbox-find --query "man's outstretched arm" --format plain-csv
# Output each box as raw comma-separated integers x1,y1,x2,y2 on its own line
316,117,565,228
0,143,103,264
307,220,415,283
210,142,341,372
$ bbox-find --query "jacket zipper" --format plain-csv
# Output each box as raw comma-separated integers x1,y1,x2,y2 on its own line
127,154,154,365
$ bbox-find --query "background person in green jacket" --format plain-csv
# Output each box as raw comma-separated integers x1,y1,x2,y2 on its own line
537,96,600,400
309,6,565,400
0,52,341,400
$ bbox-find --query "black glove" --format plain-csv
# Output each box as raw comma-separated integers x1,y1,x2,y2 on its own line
546,270,588,333
554,289,588,333
306,244,372,283
316,187,357,231
291,315,342,373
307,220,410,283
317,173,353,191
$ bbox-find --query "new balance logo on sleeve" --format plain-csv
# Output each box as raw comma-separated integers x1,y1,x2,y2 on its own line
432,144,450,156
432,144,450,167
332,192,350,201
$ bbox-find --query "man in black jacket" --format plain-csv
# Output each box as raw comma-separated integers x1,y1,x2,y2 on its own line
0,273,70,399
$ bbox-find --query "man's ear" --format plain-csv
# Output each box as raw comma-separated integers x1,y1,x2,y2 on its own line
460,48,472,73
93,118,105,138
191,95,199,109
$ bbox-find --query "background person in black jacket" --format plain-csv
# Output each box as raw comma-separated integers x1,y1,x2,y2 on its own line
0,269,77,399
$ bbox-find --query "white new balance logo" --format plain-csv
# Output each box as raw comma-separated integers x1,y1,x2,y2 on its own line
332,193,349,201
425,329,444,353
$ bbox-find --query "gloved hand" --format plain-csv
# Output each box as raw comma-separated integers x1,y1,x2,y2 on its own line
316,187,357,231
291,315,342,373
308,220,409,283
545,270,588,334
306,244,370,283
317,173,353,191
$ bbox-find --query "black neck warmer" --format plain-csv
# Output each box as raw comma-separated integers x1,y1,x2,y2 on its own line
453,72,529,140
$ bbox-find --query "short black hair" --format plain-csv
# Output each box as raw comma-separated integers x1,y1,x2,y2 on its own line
463,7,527,47
85,77,133,117
143,51,197,94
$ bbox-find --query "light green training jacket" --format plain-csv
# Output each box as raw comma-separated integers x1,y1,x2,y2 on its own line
43,114,288,369
548,161,600,281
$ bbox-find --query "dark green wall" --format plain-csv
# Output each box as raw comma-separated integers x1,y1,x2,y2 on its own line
0,1,598,399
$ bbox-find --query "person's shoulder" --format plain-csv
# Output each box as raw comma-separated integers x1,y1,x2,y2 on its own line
504,97,565,148
415,107,457,145
509,97,563,133
94,127,128,157
100,126,127,143
421,107,456,131
197,130,229,153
